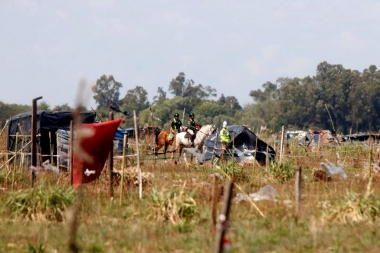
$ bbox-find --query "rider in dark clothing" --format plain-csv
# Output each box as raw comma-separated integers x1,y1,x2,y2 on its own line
187,112,197,147
171,113,182,134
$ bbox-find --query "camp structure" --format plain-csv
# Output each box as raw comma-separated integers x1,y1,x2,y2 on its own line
341,132,380,143
293,129,340,147
204,125,276,165
7,110,96,167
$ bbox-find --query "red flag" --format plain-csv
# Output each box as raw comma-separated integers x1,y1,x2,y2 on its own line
73,119,124,187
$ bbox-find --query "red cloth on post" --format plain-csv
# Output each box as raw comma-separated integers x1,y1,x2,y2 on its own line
73,119,124,187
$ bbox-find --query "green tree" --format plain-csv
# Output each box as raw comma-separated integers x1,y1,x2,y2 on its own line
169,72,185,97
92,75,123,109
37,101,51,111
152,87,167,105
52,103,72,111
121,86,150,126
0,102,31,127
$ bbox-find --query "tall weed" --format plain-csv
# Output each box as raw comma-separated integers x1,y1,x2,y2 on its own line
5,182,75,221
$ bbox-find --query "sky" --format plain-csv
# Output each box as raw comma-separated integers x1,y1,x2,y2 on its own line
1,0,380,109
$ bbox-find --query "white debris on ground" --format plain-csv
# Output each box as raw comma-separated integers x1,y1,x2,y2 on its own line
183,147,205,164
113,166,154,186
42,159,60,175
233,185,292,207
320,159,347,179
29,159,60,175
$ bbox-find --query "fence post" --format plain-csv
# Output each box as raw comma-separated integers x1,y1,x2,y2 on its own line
133,110,142,199
279,126,285,163
295,166,302,222
108,109,114,199
31,96,42,187
214,179,234,253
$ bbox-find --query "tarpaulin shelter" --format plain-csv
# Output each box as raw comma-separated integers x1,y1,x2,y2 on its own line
7,110,96,166
115,127,135,140
204,125,276,165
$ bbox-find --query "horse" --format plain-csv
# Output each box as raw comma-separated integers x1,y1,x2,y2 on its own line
153,124,202,158
154,130,174,158
173,124,216,164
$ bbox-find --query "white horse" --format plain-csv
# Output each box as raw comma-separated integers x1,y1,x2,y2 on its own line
173,124,216,164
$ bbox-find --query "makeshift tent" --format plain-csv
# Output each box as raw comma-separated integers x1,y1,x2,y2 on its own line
295,130,339,146
7,110,96,166
204,125,276,165
341,132,380,143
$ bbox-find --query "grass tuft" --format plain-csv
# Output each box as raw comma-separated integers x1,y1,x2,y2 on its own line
5,182,75,222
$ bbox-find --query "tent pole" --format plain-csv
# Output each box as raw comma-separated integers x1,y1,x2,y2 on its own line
31,96,42,188
70,121,74,186
108,109,114,199
133,110,142,199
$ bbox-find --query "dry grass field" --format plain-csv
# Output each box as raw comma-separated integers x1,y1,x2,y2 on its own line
1,133,380,253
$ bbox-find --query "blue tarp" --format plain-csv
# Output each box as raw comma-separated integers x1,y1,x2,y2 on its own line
115,128,134,140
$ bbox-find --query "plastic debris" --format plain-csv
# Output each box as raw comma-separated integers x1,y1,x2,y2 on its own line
249,185,277,201
233,185,277,203
183,147,205,164
42,159,60,175
320,159,347,179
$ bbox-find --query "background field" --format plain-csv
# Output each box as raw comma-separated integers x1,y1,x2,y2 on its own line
1,134,380,253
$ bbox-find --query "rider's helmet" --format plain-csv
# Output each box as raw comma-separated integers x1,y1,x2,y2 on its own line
189,112,195,117
174,113,179,118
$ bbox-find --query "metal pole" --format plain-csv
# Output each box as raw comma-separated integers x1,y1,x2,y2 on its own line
133,110,142,199
108,109,114,198
119,133,127,206
70,121,74,186
31,96,42,187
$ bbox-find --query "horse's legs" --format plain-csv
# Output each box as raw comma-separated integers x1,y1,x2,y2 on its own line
175,146,183,164
155,144,163,157
163,143,168,159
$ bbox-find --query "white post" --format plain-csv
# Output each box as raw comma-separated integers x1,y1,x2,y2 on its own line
280,126,285,163
133,110,142,199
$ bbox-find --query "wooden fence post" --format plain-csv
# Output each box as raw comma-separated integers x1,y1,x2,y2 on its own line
214,179,234,253
279,126,285,163
31,96,43,187
295,166,302,222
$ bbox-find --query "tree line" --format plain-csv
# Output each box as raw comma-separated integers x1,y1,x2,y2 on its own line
1,61,379,134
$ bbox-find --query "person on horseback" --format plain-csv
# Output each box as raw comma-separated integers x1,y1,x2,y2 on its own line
171,113,182,134
187,112,197,147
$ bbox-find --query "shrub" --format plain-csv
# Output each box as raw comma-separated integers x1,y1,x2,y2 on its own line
5,183,75,221
267,159,295,183
147,185,197,225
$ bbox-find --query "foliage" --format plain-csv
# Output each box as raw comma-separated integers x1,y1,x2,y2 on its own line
92,75,123,109
37,101,51,111
5,183,75,221
319,189,380,224
267,159,295,183
2,62,380,133
0,101,30,127
147,185,198,225
213,161,250,182
121,86,150,126
52,103,72,111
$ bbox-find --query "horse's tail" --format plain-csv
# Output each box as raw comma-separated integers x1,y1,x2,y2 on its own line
154,131,159,145
154,127,162,145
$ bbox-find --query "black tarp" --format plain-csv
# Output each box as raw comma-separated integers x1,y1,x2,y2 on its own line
204,125,276,165
7,110,96,165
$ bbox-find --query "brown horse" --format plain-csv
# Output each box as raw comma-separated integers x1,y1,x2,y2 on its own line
153,130,174,158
